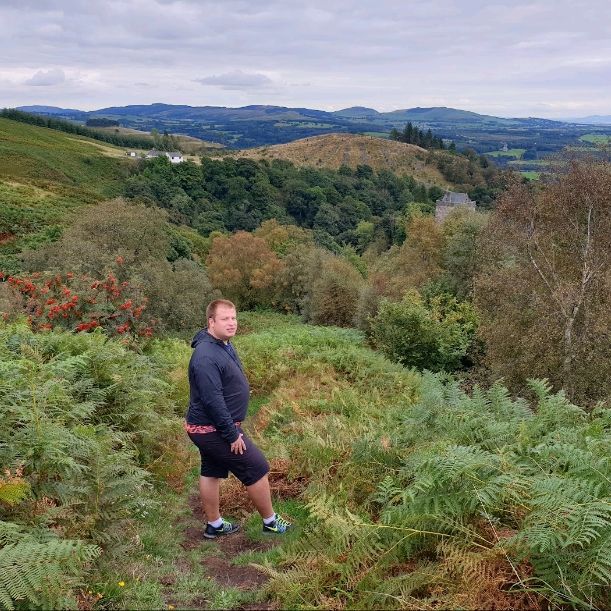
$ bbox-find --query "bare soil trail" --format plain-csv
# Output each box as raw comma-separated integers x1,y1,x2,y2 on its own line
167,461,306,610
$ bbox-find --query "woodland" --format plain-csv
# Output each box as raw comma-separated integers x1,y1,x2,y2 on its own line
0,115,609,610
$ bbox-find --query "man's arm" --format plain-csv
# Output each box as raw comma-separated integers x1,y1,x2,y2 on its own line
192,354,240,444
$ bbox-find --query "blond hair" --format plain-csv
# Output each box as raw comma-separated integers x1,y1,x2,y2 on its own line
206,299,236,323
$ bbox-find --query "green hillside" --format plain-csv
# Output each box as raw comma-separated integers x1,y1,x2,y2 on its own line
0,117,129,273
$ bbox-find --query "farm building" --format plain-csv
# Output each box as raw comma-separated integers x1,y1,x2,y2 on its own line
145,149,184,163
435,191,476,221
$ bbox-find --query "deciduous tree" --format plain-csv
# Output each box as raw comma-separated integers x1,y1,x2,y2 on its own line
205,231,284,309
475,159,611,402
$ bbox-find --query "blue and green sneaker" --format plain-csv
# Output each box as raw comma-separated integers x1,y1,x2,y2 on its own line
262,515,292,535
204,519,240,539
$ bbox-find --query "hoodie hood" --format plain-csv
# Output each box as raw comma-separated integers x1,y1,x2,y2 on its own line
191,329,211,348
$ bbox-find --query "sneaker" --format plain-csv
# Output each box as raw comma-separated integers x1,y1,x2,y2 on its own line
262,515,292,535
204,519,240,539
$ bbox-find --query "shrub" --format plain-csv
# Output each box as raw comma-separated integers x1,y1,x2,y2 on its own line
269,372,610,610
307,256,364,327
0,321,179,608
131,259,219,334
4,270,154,337
370,291,477,371
205,231,284,309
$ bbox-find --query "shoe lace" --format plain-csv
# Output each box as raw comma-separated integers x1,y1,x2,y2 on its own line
276,515,291,528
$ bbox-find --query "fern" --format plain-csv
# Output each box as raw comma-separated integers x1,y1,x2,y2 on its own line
0,321,180,606
0,539,100,610
0,480,30,507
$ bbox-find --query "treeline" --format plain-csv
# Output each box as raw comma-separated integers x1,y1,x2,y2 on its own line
125,156,447,250
390,121,446,149
151,128,181,152
85,117,119,127
0,108,152,149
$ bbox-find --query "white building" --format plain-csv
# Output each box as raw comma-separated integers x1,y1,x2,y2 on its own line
146,149,184,163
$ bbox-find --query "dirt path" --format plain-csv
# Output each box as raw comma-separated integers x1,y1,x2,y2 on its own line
159,457,307,610
168,492,277,610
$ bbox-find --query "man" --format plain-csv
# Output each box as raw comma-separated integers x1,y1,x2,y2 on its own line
185,299,291,538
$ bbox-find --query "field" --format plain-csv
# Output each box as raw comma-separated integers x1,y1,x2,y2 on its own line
486,148,526,159
520,170,541,180
274,121,336,129
579,133,611,144
363,131,391,138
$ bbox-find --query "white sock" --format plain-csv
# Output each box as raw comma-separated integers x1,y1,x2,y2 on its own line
263,513,276,525
209,517,223,528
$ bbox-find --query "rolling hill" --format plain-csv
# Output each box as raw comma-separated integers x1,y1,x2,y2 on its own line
0,117,131,274
17,102,611,153
225,133,450,186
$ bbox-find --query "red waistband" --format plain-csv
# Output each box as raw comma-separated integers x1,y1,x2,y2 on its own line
185,421,241,434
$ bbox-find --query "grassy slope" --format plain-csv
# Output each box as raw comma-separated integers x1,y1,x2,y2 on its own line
0,118,207,274
0,117,129,233
0,116,128,197
134,312,610,610
3,311,607,609
0,117,134,272
224,133,451,187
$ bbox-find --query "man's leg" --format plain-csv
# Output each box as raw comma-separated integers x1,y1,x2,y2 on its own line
199,475,220,522
247,474,292,534
245,474,274,519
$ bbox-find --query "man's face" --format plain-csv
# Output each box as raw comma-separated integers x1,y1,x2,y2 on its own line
208,305,237,342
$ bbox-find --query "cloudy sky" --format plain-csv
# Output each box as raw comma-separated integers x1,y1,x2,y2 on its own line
1,0,609,118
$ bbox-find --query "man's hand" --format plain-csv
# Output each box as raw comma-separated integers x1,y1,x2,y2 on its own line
230,433,246,455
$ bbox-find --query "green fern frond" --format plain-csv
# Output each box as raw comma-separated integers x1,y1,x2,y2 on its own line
0,481,30,507
0,539,100,610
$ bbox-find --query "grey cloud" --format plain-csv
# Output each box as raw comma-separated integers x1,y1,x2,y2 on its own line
196,71,273,90
25,68,66,86
1,0,610,117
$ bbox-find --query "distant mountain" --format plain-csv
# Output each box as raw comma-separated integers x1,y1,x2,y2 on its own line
382,106,514,124
334,106,380,118
13,102,611,153
17,105,86,117
563,115,611,125
18,102,525,127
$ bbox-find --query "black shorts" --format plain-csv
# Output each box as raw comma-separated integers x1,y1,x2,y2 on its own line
187,428,269,486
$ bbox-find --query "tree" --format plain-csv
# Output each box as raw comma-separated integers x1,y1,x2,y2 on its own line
22,199,171,280
370,291,477,371
440,208,488,299
205,231,284,309
133,259,218,333
253,219,313,256
475,159,611,402
307,255,364,327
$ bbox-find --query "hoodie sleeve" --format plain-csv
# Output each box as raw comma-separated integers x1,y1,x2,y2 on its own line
191,353,240,444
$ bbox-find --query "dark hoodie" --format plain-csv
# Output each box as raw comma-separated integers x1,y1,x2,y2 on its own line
186,330,250,443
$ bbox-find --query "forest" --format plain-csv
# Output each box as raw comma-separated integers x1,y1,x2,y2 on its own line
0,115,610,610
